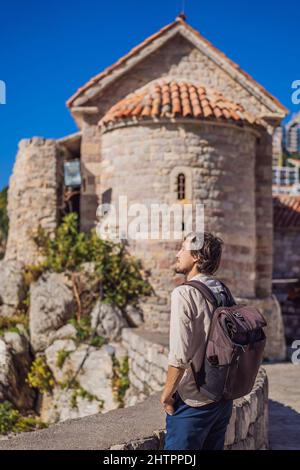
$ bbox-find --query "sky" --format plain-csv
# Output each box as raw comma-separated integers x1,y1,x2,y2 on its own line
0,0,299,190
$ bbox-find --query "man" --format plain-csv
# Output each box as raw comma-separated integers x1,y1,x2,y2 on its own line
160,231,233,450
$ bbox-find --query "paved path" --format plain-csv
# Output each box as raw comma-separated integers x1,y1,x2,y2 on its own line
264,362,300,450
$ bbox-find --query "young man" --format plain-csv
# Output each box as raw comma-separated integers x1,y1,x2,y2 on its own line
160,231,233,450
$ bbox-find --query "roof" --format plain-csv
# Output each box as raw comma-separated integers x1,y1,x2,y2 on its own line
99,79,267,129
66,16,288,116
273,194,300,228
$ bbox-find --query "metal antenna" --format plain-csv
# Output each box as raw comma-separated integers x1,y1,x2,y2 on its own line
178,0,187,20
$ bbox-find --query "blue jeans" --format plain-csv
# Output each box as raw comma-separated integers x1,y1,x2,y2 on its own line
163,391,233,450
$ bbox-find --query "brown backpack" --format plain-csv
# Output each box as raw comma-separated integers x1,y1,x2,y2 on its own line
183,279,267,401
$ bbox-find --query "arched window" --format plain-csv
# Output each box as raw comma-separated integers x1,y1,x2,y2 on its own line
177,173,186,200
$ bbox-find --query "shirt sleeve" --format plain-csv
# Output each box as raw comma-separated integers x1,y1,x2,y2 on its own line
167,287,194,369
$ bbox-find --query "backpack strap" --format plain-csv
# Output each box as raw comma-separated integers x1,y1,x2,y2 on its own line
217,280,237,306
183,280,219,309
182,278,235,393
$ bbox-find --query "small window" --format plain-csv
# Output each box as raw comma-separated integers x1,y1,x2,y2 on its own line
177,173,186,200
64,160,81,188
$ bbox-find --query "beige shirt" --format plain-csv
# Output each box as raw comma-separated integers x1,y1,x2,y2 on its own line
168,272,226,407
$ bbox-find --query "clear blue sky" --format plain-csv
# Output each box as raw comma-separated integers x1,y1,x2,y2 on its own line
0,0,299,190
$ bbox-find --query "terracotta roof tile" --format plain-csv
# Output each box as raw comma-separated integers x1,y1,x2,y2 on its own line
67,17,288,115
273,194,300,228
99,80,266,128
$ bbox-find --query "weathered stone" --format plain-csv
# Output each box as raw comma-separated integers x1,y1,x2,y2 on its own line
0,336,34,410
45,339,77,383
125,305,144,327
38,387,103,424
91,300,128,341
5,138,64,265
224,405,236,446
235,402,251,441
51,324,77,342
29,272,75,353
0,260,26,317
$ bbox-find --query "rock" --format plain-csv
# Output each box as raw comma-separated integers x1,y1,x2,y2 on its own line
0,260,26,317
125,305,144,327
3,331,30,357
0,336,34,410
91,300,128,341
51,324,77,342
45,339,77,383
40,340,127,422
123,386,147,407
47,342,121,410
29,272,75,353
38,387,103,424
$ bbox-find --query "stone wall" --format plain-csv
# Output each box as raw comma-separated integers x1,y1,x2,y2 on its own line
78,32,278,233
255,131,274,297
88,34,276,122
274,229,300,279
0,327,269,450
79,119,101,232
120,327,269,450
273,280,300,345
5,138,64,265
99,121,258,331
273,228,300,345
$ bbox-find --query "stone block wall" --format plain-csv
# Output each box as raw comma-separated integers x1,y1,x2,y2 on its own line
255,131,274,297
5,138,64,265
273,280,300,344
78,32,279,233
79,119,101,232
273,229,300,279
99,121,258,331
273,229,300,345
120,327,269,450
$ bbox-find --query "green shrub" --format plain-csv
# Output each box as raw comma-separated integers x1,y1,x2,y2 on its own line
26,356,55,393
69,384,104,410
112,354,130,407
31,212,153,311
68,316,91,344
90,335,106,348
0,314,29,337
56,349,72,369
0,401,47,435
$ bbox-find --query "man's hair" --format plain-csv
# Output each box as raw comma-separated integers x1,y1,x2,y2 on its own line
184,231,223,275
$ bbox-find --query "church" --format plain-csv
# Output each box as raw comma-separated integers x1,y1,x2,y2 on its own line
5,15,290,359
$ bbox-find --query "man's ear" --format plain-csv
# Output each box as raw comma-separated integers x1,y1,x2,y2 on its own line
192,254,202,266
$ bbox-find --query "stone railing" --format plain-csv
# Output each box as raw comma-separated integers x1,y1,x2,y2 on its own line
0,327,268,450
121,327,269,450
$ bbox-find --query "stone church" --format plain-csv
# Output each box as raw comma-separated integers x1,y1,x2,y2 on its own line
5,15,289,359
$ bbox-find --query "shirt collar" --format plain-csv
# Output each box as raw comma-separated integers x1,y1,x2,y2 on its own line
189,272,215,282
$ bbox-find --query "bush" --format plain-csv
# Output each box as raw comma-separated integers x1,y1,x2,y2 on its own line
0,401,46,435
0,314,29,337
112,354,130,407
56,349,72,369
32,212,153,311
26,356,55,394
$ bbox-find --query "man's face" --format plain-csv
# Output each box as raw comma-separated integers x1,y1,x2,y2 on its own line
175,239,197,274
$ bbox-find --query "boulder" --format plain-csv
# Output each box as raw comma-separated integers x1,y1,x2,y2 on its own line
0,335,35,410
38,387,103,424
29,272,75,352
0,260,26,317
91,300,128,341
125,305,144,327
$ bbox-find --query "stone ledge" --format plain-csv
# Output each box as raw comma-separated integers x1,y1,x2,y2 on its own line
0,366,268,450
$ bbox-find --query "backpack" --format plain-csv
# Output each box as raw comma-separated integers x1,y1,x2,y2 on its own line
183,279,267,401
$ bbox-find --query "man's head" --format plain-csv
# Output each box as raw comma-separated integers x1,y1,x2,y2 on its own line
175,231,223,277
